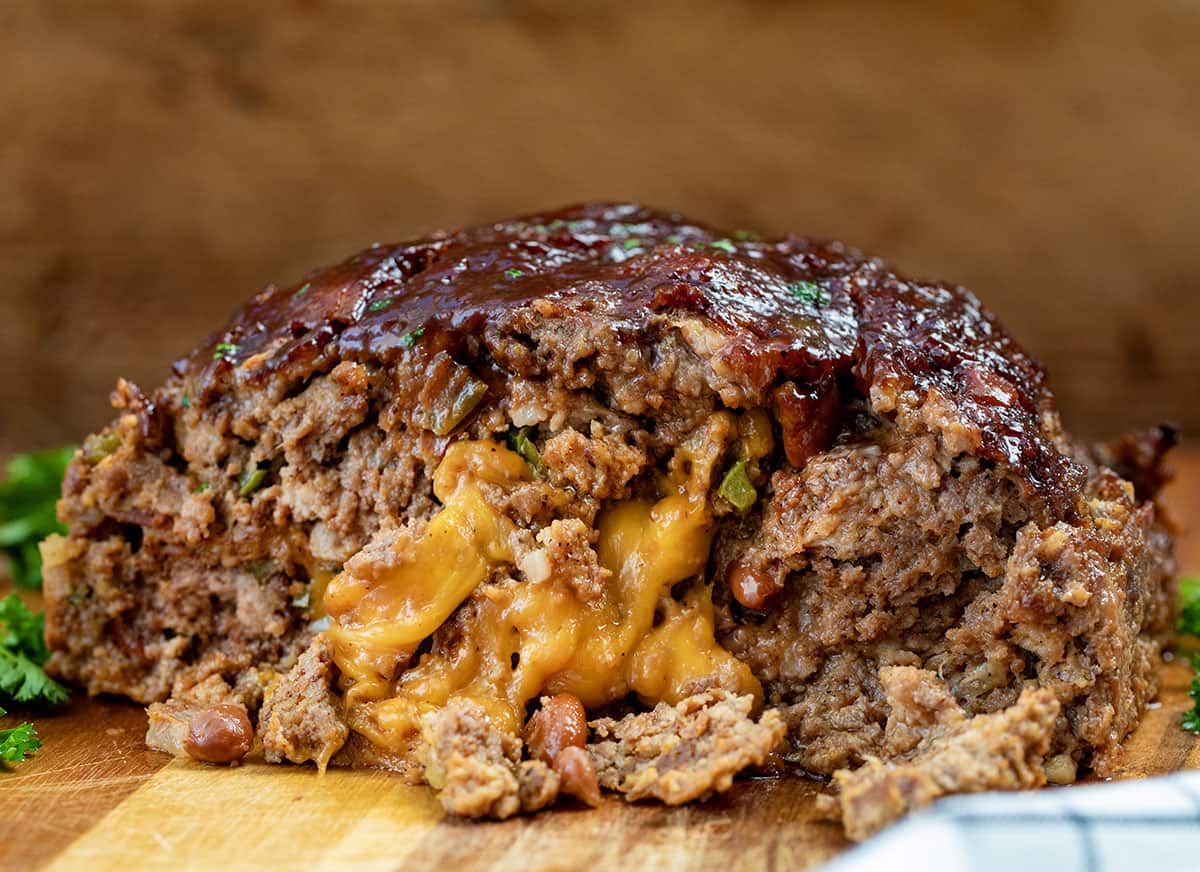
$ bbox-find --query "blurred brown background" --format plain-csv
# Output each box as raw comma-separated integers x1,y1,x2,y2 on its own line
3,0,1199,459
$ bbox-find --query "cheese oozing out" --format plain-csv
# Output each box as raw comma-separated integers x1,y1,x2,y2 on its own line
323,413,768,758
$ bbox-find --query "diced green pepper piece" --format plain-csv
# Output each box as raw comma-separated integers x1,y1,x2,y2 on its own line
244,559,276,582
506,427,548,478
82,432,122,464
441,379,488,437
420,374,488,436
238,465,268,497
717,459,756,512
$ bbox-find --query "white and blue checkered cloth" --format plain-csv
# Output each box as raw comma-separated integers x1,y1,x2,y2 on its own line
820,771,1200,872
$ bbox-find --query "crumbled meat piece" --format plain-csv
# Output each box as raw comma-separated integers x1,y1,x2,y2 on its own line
422,697,561,819
171,671,239,708
588,690,786,804
877,666,966,757
523,519,609,601
541,426,647,502
258,635,349,772
146,700,198,758
517,760,562,813
269,361,371,461
831,686,1060,841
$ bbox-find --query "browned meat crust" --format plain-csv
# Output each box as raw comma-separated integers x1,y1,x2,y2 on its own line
39,203,1176,834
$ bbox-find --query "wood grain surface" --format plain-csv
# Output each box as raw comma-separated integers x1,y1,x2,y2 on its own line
1,451,1198,872
4,0,1200,458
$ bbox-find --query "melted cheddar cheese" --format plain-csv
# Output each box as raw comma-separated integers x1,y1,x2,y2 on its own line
325,416,765,758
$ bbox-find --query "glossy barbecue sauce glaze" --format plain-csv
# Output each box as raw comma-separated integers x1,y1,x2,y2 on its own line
178,201,1082,510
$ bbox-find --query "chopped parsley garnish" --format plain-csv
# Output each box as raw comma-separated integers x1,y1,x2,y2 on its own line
733,229,759,242
666,234,684,244
621,238,642,251
181,394,191,409
369,298,394,313
292,283,311,300
401,326,425,348
1178,576,1200,734
691,241,707,251
506,428,547,479
0,447,74,590
709,239,737,254
213,342,241,361
790,281,830,305
505,268,525,279
195,482,211,494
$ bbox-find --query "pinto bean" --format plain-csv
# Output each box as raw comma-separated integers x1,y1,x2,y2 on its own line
553,745,602,807
772,379,840,469
727,560,783,611
184,705,253,764
524,693,588,764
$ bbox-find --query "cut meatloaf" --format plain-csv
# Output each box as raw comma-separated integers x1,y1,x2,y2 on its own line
40,203,1177,833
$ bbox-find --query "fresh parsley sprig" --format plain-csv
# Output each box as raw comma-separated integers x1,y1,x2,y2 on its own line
0,448,74,590
1179,576,1200,638
0,711,41,765
1179,576,1200,734
0,595,67,705
0,448,77,768
0,594,67,769
1183,677,1200,734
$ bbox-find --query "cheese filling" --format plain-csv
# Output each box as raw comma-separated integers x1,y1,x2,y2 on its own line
324,416,765,758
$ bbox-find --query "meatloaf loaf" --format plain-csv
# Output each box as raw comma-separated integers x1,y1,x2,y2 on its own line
40,203,1177,837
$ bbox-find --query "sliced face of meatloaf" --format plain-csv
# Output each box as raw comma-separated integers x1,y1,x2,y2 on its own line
40,203,1177,832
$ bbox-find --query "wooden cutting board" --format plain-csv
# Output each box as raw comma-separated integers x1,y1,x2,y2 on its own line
4,453,1199,872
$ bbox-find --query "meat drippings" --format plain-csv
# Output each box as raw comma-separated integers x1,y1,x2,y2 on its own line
324,419,760,763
